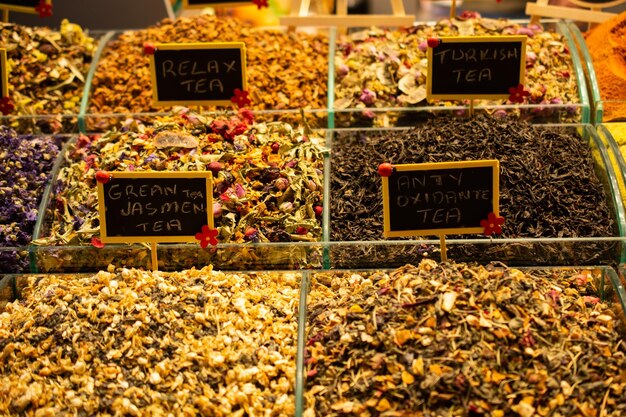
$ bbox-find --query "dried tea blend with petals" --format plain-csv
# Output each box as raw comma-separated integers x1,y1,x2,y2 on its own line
304,260,626,417
330,116,617,266
0,127,60,273
0,20,96,133
34,110,326,271
0,266,299,415
335,15,580,126
89,15,328,128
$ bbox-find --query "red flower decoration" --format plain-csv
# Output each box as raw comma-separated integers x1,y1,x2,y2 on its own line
95,171,112,184
377,163,394,177
195,225,219,248
231,89,251,108
35,0,53,17
481,212,505,236
0,97,14,115
252,0,269,9
508,84,530,104
91,237,105,248
427,38,441,48
143,43,156,55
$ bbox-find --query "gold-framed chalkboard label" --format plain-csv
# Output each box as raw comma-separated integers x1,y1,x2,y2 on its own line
426,36,527,101
97,171,214,244
148,42,247,107
0,48,7,99
0,0,52,15
381,160,500,238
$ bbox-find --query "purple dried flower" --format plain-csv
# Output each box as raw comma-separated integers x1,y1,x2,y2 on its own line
0,126,59,271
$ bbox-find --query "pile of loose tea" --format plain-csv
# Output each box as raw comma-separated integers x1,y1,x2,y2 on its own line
330,115,616,265
335,14,579,125
36,110,325,247
0,20,96,132
0,127,60,273
0,266,299,415
304,260,626,417
89,15,328,123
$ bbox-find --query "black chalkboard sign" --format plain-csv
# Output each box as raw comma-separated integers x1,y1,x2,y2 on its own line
149,42,246,106
381,160,500,237
0,48,6,99
97,171,213,243
0,0,48,13
427,36,526,100
182,0,251,8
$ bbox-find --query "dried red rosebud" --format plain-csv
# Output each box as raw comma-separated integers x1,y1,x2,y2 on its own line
314,205,323,217
271,142,280,153
244,227,257,238
520,331,536,347
208,161,223,175
296,227,308,235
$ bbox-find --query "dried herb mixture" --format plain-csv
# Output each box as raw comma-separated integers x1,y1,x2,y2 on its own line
305,260,626,417
0,266,299,415
0,20,96,132
36,110,326,248
0,127,60,273
335,14,579,125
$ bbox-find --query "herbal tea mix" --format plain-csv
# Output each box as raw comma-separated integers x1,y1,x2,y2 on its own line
0,127,61,273
89,15,328,127
34,110,326,270
305,260,626,417
330,115,616,266
0,20,96,132
335,14,579,125
0,267,300,415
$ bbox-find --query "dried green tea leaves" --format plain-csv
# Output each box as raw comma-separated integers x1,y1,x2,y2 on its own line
0,267,300,415
331,116,614,241
305,260,626,417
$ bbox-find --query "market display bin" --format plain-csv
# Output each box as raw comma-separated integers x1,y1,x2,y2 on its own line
567,22,626,124
597,123,626,249
0,268,305,416
0,134,73,273
30,121,330,273
301,264,626,416
0,24,105,135
78,21,333,133
330,19,590,128
326,123,625,268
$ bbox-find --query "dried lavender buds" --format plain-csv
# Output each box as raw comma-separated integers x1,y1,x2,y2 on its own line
0,266,300,415
305,260,626,417
36,110,326,248
89,15,328,120
335,15,579,125
0,20,96,132
0,127,60,272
